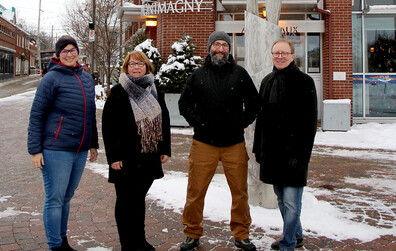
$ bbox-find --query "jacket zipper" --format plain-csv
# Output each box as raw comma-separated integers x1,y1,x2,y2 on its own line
75,71,87,153
54,116,64,140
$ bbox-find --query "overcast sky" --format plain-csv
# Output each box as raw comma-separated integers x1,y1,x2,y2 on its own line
1,0,77,35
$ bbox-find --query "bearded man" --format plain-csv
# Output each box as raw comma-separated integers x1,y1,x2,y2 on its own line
178,31,259,251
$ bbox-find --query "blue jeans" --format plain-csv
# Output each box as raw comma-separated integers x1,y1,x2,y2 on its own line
273,185,304,251
41,149,88,249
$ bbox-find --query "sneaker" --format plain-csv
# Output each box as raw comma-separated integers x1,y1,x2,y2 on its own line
179,237,199,251
271,237,304,250
235,239,257,251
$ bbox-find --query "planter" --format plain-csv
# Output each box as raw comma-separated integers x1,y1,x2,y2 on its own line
164,93,189,127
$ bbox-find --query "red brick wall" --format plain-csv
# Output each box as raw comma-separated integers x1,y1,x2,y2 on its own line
322,0,353,103
156,0,216,61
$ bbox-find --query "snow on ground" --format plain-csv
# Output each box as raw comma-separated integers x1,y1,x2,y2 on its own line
90,87,396,244
86,119,396,244
1,88,395,245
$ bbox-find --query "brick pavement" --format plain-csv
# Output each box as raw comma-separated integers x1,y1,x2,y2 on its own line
0,84,395,250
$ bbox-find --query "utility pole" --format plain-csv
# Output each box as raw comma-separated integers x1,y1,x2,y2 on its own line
91,0,96,74
120,0,123,61
37,0,42,74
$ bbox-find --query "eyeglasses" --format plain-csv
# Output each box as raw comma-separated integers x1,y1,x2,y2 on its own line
212,43,229,49
60,48,78,55
272,52,292,58
128,61,146,67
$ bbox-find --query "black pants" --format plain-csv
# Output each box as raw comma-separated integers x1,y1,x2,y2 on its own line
114,177,154,250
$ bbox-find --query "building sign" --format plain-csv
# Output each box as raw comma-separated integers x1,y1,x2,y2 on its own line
141,0,212,16
282,26,299,36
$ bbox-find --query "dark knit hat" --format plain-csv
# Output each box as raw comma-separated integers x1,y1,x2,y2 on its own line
207,31,231,53
55,35,79,57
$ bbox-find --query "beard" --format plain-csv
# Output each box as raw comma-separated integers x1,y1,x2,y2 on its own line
210,52,229,66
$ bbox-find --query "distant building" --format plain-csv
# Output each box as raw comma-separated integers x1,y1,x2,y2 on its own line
0,6,38,80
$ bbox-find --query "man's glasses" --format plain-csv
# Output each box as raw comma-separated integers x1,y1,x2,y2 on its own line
272,52,292,58
128,61,146,67
60,48,78,55
212,43,229,49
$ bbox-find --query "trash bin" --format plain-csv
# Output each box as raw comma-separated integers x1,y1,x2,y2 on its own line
322,99,351,131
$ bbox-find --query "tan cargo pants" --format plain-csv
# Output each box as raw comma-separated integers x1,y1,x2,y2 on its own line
182,139,252,241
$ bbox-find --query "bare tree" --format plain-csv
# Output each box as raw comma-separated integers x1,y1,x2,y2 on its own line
17,19,53,50
63,0,122,87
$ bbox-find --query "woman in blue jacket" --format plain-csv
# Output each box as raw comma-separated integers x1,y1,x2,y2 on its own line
28,35,99,251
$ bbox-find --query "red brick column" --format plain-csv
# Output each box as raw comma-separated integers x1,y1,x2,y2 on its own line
156,0,216,60
322,0,353,102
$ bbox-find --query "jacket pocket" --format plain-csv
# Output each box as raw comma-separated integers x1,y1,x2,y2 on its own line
54,116,64,140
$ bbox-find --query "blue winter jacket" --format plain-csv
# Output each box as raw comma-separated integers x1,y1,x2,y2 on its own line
28,58,99,155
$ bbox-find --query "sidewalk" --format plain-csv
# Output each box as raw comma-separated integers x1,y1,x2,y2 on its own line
0,75,41,87
0,75,41,99
0,92,395,250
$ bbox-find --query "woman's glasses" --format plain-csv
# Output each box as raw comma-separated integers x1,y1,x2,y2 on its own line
128,61,146,67
60,48,78,55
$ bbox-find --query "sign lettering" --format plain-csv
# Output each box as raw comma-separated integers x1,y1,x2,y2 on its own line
282,26,299,36
141,0,211,16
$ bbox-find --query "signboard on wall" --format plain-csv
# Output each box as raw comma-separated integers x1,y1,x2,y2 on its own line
141,0,212,16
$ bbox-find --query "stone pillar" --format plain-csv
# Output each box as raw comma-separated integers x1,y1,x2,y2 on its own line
244,0,282,209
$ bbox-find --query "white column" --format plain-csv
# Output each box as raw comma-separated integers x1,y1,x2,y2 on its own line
244,0,282,209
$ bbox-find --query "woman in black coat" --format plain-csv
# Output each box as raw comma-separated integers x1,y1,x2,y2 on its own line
102,51,171,251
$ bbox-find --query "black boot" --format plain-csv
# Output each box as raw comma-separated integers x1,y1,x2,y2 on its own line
50,247,63,251
61,236,77,251
180,237,199,251
140,239,155,251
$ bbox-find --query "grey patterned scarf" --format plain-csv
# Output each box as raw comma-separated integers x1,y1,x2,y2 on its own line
119,73,163,153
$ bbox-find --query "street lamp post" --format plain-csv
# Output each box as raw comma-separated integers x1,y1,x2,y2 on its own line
37,0,42,74
91,0,96,75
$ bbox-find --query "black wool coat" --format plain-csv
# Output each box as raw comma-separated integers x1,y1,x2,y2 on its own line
178,54,259,147
102,84,171,183
253,62,317,187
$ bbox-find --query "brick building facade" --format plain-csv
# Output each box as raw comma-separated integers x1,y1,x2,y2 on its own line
119,0,396,123
0,15,37,80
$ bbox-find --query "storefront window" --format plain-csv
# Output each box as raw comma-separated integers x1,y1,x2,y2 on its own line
280,14,305,20
234,14,244,20
365,75,396,117
365,15,396,73
307,33,320,73
352,75,364,116
365,0,396,5
235,33,245,67
352,0,362,11
219,14,233,21
285,33,305,72
307,14,320,20
0,52,14,79
352,14,363,73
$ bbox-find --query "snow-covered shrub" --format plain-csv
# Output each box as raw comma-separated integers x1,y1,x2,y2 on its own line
134,39,162,74
156,34,202,93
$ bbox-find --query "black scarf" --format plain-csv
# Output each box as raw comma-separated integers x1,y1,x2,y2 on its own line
269,61,298,104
